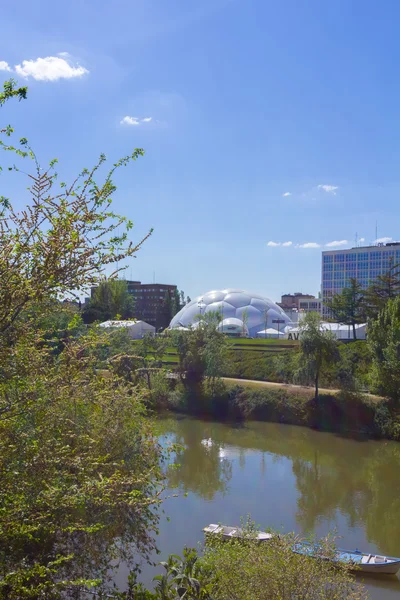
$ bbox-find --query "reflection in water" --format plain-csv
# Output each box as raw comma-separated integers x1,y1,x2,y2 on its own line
154,416,400,599
165,419,232,500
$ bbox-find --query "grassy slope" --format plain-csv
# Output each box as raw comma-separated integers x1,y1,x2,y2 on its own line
146,338,298,366
222,377,383,403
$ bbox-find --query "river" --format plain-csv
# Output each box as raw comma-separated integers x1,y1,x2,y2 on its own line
118,416,400,598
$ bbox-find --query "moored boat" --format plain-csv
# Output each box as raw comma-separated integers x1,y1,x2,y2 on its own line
203,523,273,542
293,541,400,575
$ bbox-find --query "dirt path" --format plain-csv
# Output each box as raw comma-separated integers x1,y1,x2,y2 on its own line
222,378,382,401
222,377,339,396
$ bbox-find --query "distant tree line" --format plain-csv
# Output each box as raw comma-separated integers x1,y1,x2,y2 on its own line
324,260,400,339
82,280,190,328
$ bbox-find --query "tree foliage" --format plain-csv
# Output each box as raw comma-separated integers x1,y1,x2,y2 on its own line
297,313,339,399
324,279,366,340
368,295,400,402
171,314,227,404
202,530,366,600
117,527,366,600
0,78,27,107
0,79,165,597
364,261,400,319
83,279,135,323
159,289,189,331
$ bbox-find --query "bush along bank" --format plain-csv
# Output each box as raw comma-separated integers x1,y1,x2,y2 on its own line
158,383,400,441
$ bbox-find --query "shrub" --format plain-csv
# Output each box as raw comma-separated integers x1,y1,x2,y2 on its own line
307,391,380,436
119,527,366,600
202,527,366,600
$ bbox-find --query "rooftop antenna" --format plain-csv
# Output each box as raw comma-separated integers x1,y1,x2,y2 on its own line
355,232,358,247
375,221,378,244
153,271,155,284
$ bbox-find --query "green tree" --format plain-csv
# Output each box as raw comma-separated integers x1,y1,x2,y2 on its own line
364,260,400,318
159,289,188,331
0,79,164,597
297,313,339,399
134,332,169,391
83,279,135,323
171,313,227,405
324,278,366,340
242,308,249,337
368,295,400,402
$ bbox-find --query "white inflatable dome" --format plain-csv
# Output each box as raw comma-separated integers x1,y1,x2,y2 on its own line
218,317,249,337
169,289,291,337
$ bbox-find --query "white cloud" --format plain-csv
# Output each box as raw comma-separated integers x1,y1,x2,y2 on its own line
267,240,293,247
374,237,392,244
297,242,321,249
317,184,339,195
325,239,348,248
120,116,153,126
359,237,365,242
0,61,11,72
282,192,291,197
15,55,88,81
121,116,140,126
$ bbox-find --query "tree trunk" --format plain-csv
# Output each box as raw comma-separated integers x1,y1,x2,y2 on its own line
352,321,357,341
315,371,319,400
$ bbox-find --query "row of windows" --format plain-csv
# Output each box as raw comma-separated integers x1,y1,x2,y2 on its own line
299,302,320,309
323,279,374,290
323,262,396,273
130,287,174,293
323,249,400,263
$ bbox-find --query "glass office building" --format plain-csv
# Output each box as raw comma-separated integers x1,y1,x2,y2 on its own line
322,242,400,309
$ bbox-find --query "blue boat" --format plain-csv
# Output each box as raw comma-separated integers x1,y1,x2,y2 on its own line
293,541,400,575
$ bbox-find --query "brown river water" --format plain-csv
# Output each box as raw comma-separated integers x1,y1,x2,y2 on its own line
116,416,400,598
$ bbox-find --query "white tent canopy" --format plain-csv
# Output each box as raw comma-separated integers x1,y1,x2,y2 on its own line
285,322,367,340
257,328,285,338
99,320,155,339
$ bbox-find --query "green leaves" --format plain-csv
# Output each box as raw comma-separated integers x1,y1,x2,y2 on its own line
369,296,400,402
325,278,366,340
0,79,28,107
298,313,339,399
0,327,166,596
0,83,168,597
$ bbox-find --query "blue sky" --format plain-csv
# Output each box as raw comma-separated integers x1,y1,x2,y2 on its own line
1,0,400,302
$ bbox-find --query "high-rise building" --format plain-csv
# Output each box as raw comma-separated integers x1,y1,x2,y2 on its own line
130,282,178,329
321,242,400,310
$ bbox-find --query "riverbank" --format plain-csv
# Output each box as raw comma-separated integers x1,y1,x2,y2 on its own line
144,416,400,600
157,381,400,441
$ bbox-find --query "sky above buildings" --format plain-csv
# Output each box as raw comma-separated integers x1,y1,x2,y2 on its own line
1,0,400,301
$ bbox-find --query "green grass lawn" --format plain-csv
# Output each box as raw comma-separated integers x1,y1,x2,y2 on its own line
132,337,298,368
228,338,297,347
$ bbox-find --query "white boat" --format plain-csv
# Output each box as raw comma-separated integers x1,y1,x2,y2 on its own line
293,542,400,575
203,523,273,542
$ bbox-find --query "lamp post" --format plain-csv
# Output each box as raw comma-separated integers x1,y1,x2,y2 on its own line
197,297,204,322
264,308,268,339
